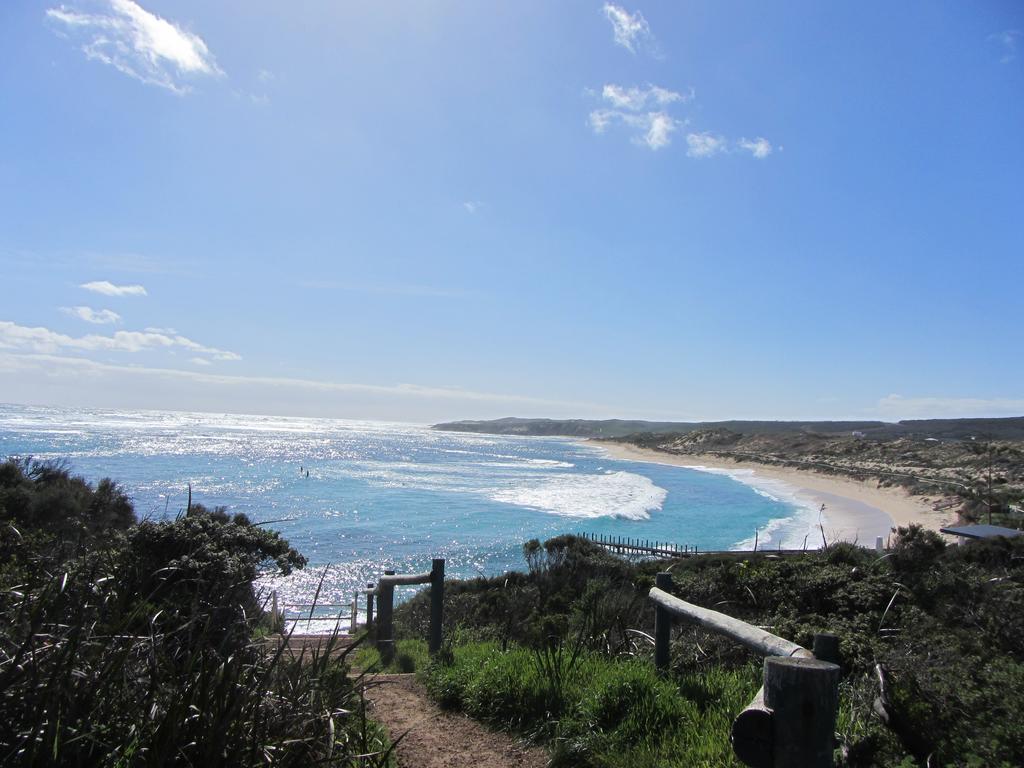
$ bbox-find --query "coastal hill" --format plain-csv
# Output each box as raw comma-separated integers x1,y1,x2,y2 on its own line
433,415,1024,441
435,416,1024,524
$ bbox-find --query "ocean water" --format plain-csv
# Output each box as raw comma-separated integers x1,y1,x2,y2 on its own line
0,404,820,624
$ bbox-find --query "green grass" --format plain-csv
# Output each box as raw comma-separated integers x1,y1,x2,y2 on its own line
353,637,431,674
422,641,761,767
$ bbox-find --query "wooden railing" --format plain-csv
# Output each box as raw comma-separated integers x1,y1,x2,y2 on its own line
649,572,841,768
267,558,445,653
269,591,357,633
362,558,445,662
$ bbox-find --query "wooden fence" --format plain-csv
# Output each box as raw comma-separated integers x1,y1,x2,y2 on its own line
267,558,445,659
269,591,357,634
363,558,446,661
650,572,841,768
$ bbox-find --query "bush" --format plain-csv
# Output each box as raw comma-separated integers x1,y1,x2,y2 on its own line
114,504,306,653
0,458,134,565
0,562,392,766
0,459,391,767
391,533,1024,765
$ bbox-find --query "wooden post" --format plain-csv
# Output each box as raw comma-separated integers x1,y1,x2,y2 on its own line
732,688,773,768
812,633,840,665
366,583,375,628
377,569,396,662
654,572,672,671
271,590,279,629
429,558,445,654
351,591,358,633
763,656,840,767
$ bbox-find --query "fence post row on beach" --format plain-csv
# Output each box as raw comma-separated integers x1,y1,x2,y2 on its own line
649,572,841,768
580,531,697,558
365,558,446,661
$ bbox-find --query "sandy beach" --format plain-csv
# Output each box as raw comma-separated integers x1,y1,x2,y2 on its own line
596,441,957,546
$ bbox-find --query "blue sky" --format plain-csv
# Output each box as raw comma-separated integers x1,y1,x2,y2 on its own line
0,1,1021,423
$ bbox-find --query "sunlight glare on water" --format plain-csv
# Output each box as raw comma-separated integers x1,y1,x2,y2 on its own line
0,404,815,625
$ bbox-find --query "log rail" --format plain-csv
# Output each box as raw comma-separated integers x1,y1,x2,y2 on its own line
650,572,841,768
363,558,446,661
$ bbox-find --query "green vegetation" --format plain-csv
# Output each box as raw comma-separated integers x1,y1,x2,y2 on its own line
353,637,430,674
423,641,759,767
391,533,1024,766
8,455,1024,766
0,458,392,767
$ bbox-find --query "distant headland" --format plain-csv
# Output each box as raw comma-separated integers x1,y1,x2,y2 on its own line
432,415,1024,441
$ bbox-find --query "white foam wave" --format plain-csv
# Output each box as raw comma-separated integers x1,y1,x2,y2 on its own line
490,471,667,520
680,465,826,550
752,487,781,503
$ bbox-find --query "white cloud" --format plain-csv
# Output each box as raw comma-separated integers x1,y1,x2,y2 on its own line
738,137,773,159
46,0,222,94
589,110,682,150
602,3,654,54
190,357,212,366
876,395,1024,420
60,306,121,324
588,109,613,134
990,29,1020,63
686,132,728,158
588,84,773,158
0,320,239,361
589,83,689,150
642,113,678,150
601,84,689,111
462,201,482,214
81,280,147,296
588,82,778,158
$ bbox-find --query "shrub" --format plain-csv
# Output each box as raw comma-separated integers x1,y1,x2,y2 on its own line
0,459,390,766
0,566,392,766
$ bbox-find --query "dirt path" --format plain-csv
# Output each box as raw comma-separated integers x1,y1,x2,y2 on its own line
361,674,548,768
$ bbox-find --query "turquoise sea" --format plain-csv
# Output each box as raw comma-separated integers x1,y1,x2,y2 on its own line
0,404,819,623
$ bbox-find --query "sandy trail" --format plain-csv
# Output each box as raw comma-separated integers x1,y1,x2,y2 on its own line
361,674,547,768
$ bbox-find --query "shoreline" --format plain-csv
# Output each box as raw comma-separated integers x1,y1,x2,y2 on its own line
593,441,957,545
